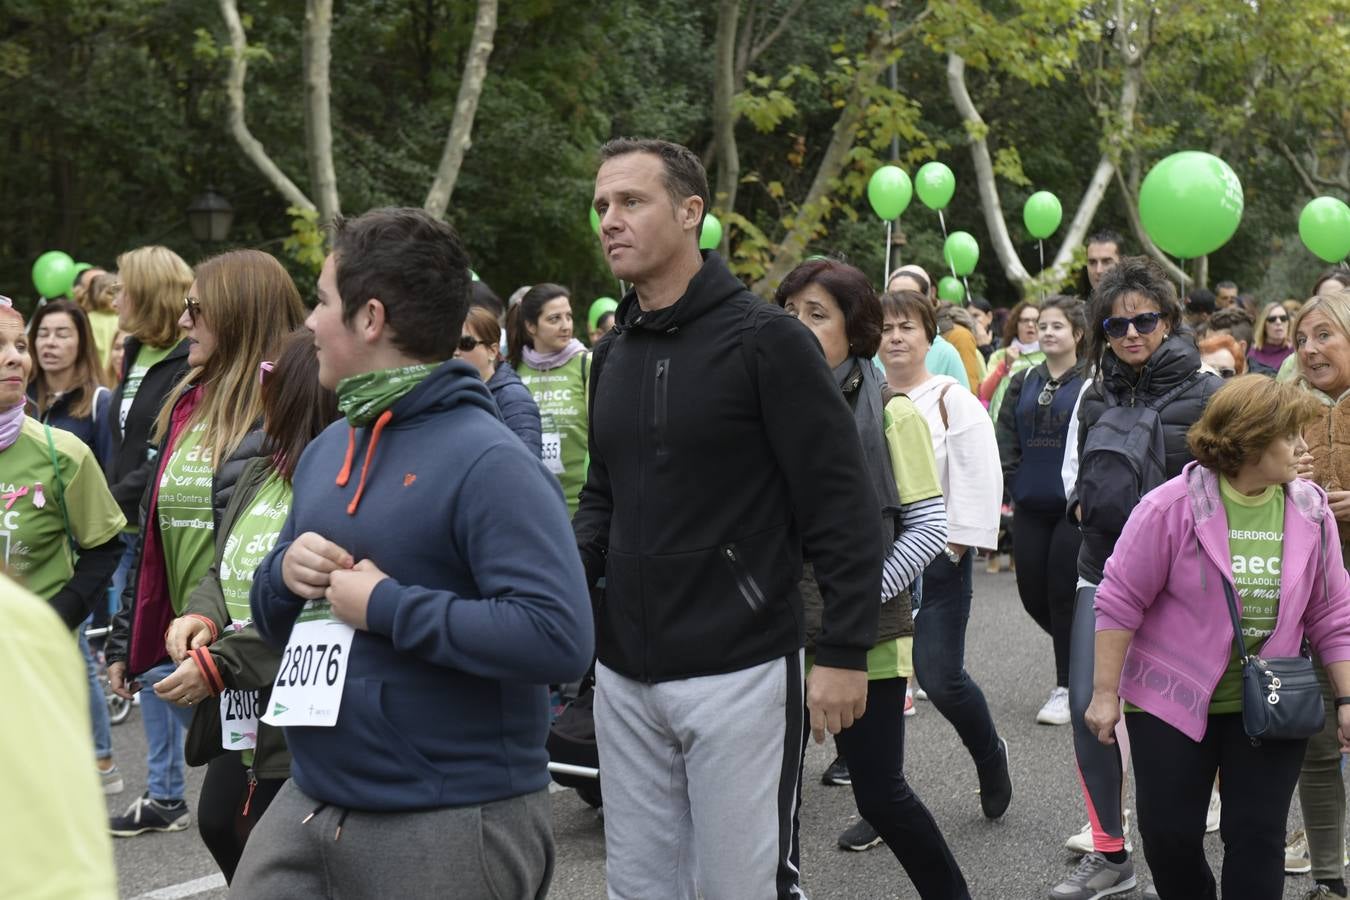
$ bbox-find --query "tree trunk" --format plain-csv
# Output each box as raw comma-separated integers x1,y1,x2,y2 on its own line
712,0,741,251
1115,165,1190,286
303,0,340,226
219,0,316,214
424,0,498,219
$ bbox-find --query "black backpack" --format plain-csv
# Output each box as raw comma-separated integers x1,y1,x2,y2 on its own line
1077,374,1199,543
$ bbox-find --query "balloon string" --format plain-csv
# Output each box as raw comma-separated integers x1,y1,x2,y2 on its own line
884,221,893,289
938,209,949,240
1038,239,1046,303
961,277,970,304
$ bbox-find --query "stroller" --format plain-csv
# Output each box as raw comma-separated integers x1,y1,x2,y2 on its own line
546,666,602,809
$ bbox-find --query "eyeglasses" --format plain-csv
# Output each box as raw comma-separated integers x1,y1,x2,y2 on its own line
1266,314,1289,324
457,334,486,352
1102,312,1162,339
1018,316,1040,325
183,296,201,324
1216,366,1237,378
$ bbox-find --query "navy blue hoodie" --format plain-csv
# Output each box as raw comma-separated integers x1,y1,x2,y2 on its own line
251,359,593,812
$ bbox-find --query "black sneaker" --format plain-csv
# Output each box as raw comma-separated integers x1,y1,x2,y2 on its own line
977,737,1012,819
109,792,189,837
838,819,882,851
821,755,850,786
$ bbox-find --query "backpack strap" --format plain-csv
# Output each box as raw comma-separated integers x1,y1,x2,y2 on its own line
937,383,953,431
1145,372,1203,412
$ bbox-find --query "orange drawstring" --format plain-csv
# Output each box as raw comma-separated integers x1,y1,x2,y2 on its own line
345,410,393,515
335,428,357,487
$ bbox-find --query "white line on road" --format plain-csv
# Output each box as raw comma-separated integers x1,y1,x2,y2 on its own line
129,873,226,899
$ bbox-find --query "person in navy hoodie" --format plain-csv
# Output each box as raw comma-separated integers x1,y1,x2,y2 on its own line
235,207,594,898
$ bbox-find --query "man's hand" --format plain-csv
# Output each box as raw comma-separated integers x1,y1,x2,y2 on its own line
282,532,354,599
153,657,210,707
1084,690,1121,745
805,665,868,744
166,616,213,664
1328,491,1350,524
326,559,389,631
107,660,138,700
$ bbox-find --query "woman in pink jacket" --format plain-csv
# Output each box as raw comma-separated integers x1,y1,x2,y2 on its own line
1086,375,1350,900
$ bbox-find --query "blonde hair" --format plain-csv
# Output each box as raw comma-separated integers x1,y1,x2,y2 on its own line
153,250,306,470
1188,375,1322,476
116,246,193,349
84,272,120,314
1252,302,1291,350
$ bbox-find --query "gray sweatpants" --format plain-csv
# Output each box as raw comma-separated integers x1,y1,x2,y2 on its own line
230,780,553,899
595,653,806,900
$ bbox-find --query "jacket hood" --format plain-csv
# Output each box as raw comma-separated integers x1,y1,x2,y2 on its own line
613,251,747,334
1183,460,1327,529
1099,332,1200,398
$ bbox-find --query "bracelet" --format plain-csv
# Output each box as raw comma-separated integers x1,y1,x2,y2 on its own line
1336,696,1350,708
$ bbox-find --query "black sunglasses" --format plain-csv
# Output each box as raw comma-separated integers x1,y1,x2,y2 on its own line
1216,366,1237,378
1266,314,1289,324
1102,312,1162,339
183,296,201,324
457,334,486,352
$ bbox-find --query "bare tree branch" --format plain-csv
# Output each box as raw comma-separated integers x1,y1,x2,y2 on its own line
749,0,806,64
1115,164,1190,285
1277,138,1324,197
302,0,340,225
712,0,741,246
219,0,316,214
424,0,498,218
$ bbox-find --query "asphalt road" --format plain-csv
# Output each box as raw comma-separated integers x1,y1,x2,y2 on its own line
108,567,1328,899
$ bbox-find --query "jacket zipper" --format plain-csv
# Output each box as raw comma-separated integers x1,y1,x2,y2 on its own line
637,341,653,681
653,358,670,456
722,544,767,612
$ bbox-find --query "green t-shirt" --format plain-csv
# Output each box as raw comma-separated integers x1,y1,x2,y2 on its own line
218,472,291,625
516,352,590,516
0,418,127,603
1210,476,1285,714
156,422,216,615
119,343,174,436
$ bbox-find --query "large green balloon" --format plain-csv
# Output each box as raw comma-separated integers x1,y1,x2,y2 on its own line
867,165,912,221
587,297,619,333
943,231,980,277
937,276,965,304
1299,197,1350,263
589,206,601,235
699,213,723,250
915,162,956,211
1138,151,1244,258
32,250,76,299
1023,191,1063,240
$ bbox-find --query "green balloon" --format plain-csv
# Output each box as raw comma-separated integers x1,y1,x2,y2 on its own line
32,250,76,299
867,165,912,221
589,206,601,235
587,297,619,333
943,231,980,277
915,161,956,211
1299,197,1350,263
1023,191,1063,240
1138,151,1244,259
699,213,723,250
937,276,965,303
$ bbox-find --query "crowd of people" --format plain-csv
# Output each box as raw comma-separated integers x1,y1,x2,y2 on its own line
8,136,1350,900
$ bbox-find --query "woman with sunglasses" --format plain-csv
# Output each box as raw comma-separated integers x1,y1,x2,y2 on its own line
508,283,589,514
979,300,1045,419
994,295,1087,729
105,249,305,838
1248,303,1294,373
1050,256,1219,900
1198,334,1246,380
156,330,337,883
456,305,541,457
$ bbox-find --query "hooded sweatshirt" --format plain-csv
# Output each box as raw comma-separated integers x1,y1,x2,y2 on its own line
250,359,593,812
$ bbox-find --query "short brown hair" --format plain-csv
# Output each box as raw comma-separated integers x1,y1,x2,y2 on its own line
599,138,710,231
879,290,936,343
1003,300,1040,347
464,305,502,350
773,259,883,358
1187,375,1322,476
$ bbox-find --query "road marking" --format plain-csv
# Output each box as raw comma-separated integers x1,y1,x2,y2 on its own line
129,873,226,899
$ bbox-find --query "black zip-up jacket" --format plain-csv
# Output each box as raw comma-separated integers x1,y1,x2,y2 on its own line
573,252,881,681
106,336,191,523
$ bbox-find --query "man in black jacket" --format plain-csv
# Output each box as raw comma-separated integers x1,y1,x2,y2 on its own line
573,138,881,899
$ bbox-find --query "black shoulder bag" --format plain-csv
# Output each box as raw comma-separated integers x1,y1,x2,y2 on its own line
1221,579,1324,744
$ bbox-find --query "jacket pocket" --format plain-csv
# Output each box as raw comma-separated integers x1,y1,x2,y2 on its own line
653,358,670,456
722,543,767,613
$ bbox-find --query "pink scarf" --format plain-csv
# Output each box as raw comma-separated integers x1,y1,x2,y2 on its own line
0,401,24,451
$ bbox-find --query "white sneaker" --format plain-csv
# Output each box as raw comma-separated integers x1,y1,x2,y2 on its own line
914,686,928,701
1037,686,1071,725
1064,810,1132,855
1206,785,1221,833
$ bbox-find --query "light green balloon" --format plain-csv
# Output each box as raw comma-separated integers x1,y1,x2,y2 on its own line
915,162,956,211
1023,191,1063,240
1299,197,1350,263
32,250,76,299
589,206,601,235
937,276,965,303
867,165,913,221
588,297,618,333
699,213,723,250
943,231,980,277
1138,151,1243,258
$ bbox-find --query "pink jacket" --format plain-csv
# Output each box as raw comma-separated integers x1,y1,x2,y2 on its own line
1095,462,1350,741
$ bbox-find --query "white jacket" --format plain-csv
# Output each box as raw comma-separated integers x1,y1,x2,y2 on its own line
903,375,1003,551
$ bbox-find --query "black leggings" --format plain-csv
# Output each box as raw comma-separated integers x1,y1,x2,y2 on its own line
1127,711,1306,900
197,753,286,883
1069,584,1126,846
1011,508,1080,687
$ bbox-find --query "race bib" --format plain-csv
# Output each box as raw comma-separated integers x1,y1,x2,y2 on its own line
541,431,564,474
219,689,261,750
262,605,355,728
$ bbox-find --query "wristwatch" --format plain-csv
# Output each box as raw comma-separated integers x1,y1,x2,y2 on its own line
943,546,962,566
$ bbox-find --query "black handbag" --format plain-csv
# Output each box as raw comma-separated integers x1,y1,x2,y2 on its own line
1221,579,1324,743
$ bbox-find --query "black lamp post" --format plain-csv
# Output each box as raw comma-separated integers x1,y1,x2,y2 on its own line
187,188,234,242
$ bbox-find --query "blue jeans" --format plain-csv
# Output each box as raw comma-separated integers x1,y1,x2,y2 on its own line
139,662,192,803
109,534,136,616
79,624,113,760
912,550,1000,770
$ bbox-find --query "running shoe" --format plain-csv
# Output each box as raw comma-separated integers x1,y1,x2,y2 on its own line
98,762,124,796
1206,784,1221,834
1287,829,1313,874
977,737,1012,819
1304,886,1337,899
1037,686,1071,725
837,819,882,852
914,685,928,701
1064,810,1132,855
904,688,916,717
821,756,850,786
109,793,189,837
1048,852,1136,899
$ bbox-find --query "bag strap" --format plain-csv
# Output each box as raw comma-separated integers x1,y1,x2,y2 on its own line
937,383,952,431
1220,578,1251,666
43,424,78,560
1145,372,1202,412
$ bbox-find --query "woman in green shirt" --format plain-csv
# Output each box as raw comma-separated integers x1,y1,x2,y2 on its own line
509,283,590,515
105,249,306,838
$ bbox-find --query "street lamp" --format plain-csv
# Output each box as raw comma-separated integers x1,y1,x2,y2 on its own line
187,188,234,243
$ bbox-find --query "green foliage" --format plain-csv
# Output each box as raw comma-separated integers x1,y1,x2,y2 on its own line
282,206,325,275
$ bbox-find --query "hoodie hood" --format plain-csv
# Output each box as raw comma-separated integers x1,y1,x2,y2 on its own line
613,251,748,335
